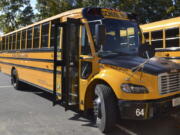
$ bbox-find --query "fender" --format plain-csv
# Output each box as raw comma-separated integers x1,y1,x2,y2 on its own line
82,68,126,110
88,68,125,99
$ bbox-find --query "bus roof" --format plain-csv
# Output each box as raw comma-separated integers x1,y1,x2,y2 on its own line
1,7,130,37
2,8,83,37
140,17,180,32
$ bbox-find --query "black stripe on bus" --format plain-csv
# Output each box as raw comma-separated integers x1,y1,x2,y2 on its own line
0,61,61,74
162,57,180,60
156,48,180,52
20,79,61,97
0,48,62,53
0,57,54,63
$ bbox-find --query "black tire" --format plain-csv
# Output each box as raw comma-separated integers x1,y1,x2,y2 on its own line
11,69,24,90
94,84,117,133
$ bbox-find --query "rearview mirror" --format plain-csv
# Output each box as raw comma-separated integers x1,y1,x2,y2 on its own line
95,24,106,48
138,44,155,59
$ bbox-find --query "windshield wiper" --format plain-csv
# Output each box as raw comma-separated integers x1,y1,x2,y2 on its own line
114,48,137,56
98,51,119,58
126,52,151,81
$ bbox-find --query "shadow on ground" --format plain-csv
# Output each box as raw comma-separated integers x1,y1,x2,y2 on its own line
15,83,180,135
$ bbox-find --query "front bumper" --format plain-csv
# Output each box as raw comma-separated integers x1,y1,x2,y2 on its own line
118,94,180,120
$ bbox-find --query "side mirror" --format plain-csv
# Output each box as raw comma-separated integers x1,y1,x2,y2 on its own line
138,44,155,59
95,24,106,48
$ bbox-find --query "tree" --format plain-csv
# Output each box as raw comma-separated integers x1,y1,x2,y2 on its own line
74,0,179,23
170,0,180,17
116,0,179,24
17,3,34,28
74,0,119,8
0,0,34,33
35,0,179,23
35,0,73,20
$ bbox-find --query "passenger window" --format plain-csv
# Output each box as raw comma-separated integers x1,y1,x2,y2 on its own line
27,28,32,49
5,36,8,50
151,30,163,48
0,40,1,51
0,39,1,51
17,32,21,50
50,23,60,48
81,26,91,55
2,37,5,50
12,34,16,50
21,30,26,49
33,25,40,48
50,23,55,48
41,22,49,48
9,35,13,50
166,28,179,48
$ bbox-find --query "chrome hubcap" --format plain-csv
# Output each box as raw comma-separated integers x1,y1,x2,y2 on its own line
94,96,102,125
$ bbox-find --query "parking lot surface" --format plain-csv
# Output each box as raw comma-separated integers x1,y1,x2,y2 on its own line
0,73,179,135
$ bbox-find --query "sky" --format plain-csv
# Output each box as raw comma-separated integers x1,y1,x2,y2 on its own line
30,0,37,13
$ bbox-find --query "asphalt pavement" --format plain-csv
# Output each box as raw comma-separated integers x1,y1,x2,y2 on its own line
0,72,179,135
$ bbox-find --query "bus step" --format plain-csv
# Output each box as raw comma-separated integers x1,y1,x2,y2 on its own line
68,102,78,106
68,93,78,97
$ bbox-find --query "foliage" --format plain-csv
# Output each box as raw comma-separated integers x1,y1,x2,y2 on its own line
36,0,178,24
0,0,34,33
35,0,73,20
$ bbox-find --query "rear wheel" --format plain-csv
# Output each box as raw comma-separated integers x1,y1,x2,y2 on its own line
11,69,24,90
94,84,117,133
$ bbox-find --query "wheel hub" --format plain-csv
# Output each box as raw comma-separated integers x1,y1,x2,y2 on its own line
94,96,102,124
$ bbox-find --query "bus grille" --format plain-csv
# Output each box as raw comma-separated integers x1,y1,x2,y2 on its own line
159,72,180,94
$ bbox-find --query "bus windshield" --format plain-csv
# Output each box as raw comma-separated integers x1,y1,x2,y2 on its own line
90,19,140,56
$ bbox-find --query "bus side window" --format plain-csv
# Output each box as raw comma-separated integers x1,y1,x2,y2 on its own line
151,30,163,48
21,30,26,49
50,23,55,48
81,26,91,55
12,34,16,50
27,28,32,49
33,25,40,48
51,25,61,48
17,32,21,50
166,28,179,48
1,37,3,51
9,35,13,50
0,40,1,51
41,22,49,48
2,37,5,50
5,36,8,50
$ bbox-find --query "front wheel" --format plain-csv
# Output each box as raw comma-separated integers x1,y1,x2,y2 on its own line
94,84,118,133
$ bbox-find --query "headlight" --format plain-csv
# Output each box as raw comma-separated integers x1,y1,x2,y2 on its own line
121,83,149,94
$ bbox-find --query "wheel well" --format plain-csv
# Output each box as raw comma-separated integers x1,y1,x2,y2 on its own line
84,79,116,110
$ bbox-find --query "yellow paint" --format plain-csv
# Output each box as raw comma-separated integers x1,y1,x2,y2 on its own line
140,17,180,32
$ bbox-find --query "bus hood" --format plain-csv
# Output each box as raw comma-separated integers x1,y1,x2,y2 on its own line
99,56,180,75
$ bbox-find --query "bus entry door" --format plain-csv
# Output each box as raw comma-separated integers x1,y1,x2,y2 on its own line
53,20,63,105
62,18,80,109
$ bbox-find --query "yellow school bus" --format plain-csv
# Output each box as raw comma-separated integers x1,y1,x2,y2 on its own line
0,8,180,132
140,17,180,63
